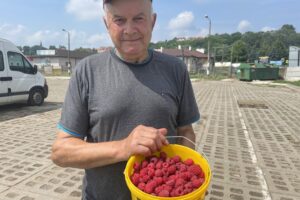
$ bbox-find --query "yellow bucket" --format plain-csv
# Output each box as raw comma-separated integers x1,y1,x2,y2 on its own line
124,144,211,200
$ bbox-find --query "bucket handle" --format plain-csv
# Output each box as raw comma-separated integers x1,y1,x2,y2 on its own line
165,135,210,163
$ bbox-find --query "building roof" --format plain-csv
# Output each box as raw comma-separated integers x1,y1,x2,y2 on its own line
30,49,96,59
159,48,208,58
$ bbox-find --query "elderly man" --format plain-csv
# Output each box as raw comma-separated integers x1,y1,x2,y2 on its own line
51,0,200,199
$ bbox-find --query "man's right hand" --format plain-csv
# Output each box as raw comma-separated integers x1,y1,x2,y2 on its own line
122,125,169,159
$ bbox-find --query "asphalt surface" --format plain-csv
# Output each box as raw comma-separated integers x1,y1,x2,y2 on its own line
0,77,299,200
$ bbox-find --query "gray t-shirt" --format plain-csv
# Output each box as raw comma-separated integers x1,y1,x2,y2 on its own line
59,49,200,200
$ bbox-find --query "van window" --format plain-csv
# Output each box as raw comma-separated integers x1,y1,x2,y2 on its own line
7,52,34,74
0,51,4,71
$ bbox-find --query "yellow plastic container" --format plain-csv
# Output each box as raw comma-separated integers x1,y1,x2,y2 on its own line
124,144,211,200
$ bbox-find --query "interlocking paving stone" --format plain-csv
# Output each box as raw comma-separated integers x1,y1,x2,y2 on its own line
206,181,270,200
199,143,256,166
263,169,300,197
0,156,48,186
0,138,31,154
0,185,8,193
207,159,266,190
271,192,300,200
15,165,84,199
1,79,300,199
9,142,52,163
0,189,58,200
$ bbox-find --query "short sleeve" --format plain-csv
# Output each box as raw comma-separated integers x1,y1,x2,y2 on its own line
58,65,89,138
176,68,200,127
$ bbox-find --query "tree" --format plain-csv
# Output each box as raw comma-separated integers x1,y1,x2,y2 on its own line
232,40,248,62
49,45,57,50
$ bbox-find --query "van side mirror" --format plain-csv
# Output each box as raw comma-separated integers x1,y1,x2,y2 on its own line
33,65,38,74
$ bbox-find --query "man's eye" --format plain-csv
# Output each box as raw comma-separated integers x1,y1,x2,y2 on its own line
114,18,124,24
135,17,144,21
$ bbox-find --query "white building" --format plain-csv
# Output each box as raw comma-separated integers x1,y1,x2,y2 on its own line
289,46,300,67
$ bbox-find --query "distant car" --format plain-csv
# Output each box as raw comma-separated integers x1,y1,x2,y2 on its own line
0,38,48,106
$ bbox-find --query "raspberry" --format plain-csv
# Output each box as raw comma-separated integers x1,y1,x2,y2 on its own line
184,158,194,166
133,162,141,171
142,160,148,168
167,165,176,175
162,162,170,168
140,168,148,176
140,174,150,183
145,180,157,194
175,178,186,187
154,185,164,194
158,190,169,197
154,169,163,177
137,182,146,191
150,156,158,164
155,161,163,169
172,155,181,163
153,177,163,185
173,185,184,196
131,173,140,186
147,162,155,169
132,151,205,197
192,178,204,188
165,179,175,187
188,164,202,176
147,168,155,178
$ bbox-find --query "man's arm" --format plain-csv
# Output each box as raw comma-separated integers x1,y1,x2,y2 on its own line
177,124,196,149
51,125,169,169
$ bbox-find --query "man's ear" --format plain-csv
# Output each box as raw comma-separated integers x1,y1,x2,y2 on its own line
103,17,108,29
151,13,157,30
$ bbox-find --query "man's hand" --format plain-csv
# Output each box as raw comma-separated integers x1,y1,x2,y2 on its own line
122,125,169,158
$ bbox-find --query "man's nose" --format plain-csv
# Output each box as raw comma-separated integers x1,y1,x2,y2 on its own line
123,21,137,35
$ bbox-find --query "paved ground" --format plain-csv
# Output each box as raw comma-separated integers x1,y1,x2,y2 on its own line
0,77,299,200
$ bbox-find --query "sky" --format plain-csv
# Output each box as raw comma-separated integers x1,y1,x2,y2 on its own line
0,0,299,50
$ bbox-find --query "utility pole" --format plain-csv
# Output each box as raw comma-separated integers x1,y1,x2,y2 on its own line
205,15,211,75
62,29,71,75
230,45,234,78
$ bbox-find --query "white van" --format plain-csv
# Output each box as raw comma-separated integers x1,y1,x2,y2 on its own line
0,38,48,106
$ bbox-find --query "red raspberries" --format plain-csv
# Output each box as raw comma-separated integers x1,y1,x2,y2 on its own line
130,152,205,197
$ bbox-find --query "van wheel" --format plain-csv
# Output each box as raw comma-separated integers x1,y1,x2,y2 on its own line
28,89,44,106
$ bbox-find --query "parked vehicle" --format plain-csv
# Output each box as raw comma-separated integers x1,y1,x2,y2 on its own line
0,38,48,106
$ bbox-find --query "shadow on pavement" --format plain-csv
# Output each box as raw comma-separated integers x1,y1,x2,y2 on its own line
0,101,62,122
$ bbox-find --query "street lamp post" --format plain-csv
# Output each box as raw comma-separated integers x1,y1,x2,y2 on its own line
205,15,211,75
62,29,71,75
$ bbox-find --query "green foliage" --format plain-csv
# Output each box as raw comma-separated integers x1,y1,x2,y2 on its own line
151,24,300,63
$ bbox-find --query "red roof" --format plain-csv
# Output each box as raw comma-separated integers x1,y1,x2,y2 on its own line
161,49,207,58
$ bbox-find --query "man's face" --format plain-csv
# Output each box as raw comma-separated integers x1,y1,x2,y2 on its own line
104,0,156,62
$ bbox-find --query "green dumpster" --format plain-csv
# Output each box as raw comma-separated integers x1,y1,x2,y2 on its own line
237,63,253,81
238,63,279,81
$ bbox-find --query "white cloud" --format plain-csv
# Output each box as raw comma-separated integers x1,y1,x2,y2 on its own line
168,11,194,30
87,33,111,46
26,30,63,46
261,26,276,32
0,23,25,36
66,0,103,21
167,11,197,38
237,20,251,32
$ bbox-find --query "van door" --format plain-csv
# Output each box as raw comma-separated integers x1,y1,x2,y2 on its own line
7,51,36,102
0,48,11,105
0,49,11,105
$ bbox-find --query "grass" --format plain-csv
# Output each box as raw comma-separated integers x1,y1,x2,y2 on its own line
273,80,300,87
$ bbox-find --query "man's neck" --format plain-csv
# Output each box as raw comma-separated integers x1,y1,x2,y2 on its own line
114,49,149,64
